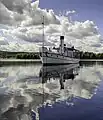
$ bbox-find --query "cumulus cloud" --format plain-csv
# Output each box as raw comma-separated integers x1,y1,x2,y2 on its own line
0,0,102,52
0,37,9,45
66,10,76,16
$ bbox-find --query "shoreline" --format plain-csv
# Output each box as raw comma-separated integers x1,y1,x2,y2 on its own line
0,59,41,62
80,59,103,61
0,59,103,63
0,59,41,65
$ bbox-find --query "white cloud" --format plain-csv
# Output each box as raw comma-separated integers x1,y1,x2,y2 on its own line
0,36,9,45
0,0,102,52
66,10,76,16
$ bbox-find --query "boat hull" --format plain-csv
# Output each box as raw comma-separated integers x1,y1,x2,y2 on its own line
40,52,79,65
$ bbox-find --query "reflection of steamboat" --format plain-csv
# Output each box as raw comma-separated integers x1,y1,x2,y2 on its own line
39,64,79,89
40,36,80,65
39,64,98,100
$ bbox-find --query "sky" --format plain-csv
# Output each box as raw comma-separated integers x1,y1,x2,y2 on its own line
40,0,103,34
0,0,103,52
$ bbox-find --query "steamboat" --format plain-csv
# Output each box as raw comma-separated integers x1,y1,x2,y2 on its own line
40,36,80,65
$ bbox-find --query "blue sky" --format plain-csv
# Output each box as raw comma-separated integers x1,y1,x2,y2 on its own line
40,0,103,35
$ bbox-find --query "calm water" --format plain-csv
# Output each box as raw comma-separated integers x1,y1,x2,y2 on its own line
0,61,103,120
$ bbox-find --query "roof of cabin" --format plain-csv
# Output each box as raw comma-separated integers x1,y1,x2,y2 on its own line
53,47,79,52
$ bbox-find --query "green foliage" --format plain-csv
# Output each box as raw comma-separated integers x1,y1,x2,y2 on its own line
80,52,103,59
16,53,40,59
1,50,103,59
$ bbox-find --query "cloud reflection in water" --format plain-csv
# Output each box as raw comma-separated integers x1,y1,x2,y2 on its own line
0,62,102,120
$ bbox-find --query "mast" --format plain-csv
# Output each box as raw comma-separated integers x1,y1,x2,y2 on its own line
42,16,45,49
42,16,45,64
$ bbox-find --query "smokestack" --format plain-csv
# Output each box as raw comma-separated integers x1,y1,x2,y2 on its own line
60,36,64,54
60,36,64,40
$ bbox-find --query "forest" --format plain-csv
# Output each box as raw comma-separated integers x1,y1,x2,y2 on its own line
16,52,103,59
1,51,103,59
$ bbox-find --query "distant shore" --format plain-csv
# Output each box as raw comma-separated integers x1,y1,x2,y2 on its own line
80,59,103,61
0,59,41,65
0,58,41,62
0,58,103,62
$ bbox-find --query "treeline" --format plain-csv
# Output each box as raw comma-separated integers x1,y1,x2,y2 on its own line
16,53,40,59
15,52,103,59
80,52,103,59
1,51,103,59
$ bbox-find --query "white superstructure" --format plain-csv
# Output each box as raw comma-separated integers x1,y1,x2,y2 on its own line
40,36,80,65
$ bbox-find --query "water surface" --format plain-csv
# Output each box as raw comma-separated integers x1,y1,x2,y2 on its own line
0,61,103,120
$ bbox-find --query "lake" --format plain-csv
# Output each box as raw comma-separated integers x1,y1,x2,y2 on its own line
0,61,103,120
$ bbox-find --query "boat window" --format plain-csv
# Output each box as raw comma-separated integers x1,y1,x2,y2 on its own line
40,52,42,56
45,52,48,57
